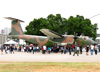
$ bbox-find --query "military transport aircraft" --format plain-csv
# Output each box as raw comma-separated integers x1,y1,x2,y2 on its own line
5,17,95,46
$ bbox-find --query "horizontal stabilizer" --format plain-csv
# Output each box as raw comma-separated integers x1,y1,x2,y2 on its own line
4,17,24,22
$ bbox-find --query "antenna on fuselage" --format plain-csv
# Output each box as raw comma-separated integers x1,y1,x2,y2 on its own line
80,33,84,36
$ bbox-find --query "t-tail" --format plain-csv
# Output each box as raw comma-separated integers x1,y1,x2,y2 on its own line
4,17,24,35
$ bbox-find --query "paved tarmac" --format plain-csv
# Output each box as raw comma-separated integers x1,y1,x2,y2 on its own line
0,50,100,62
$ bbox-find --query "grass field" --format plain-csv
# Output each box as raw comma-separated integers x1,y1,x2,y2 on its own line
0,62,100,72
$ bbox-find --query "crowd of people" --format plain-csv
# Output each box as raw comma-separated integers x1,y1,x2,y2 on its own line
0,44,100,56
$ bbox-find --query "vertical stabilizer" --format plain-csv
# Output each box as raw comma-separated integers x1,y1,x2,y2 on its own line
4,17,24,35
11,19,23,35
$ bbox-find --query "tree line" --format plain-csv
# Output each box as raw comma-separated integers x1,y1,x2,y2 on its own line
25,14,98,40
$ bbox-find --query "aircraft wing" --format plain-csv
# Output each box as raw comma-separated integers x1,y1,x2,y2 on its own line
40,29,64,38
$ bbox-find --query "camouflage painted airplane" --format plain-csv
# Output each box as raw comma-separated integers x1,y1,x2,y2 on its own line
5,17,95,46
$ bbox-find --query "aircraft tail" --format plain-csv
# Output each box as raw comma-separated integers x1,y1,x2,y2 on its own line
5,17,24,35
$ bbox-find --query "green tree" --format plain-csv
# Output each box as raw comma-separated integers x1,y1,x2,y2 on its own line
25,14,98,42
67,15,98,40
25,14,67,35
25,18,49,36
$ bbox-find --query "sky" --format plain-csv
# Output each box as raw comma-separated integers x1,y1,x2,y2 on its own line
0,0,100,33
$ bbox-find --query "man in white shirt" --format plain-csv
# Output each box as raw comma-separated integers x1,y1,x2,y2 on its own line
90,44,94,55
43,45,46,54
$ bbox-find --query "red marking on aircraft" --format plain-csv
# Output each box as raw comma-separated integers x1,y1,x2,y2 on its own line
36,37,49,46
62,37,74,43
19,35,34,40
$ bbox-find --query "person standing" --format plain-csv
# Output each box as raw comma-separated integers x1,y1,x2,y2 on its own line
90,44,94,55
77,45,79,54
5,45,8,54
37,45,39,52
64,46,67,54
10,45,14,54
48,47,51,54
79,45,83,54
86,45,90,55
43,45,46,54
61,46,64,54
68,45,72,55
98,45,100,52
1,45,3,55
73,45,79,56
71,45,74,52
33,46,35,54
94,45,97,55
42,46,44,54
26,45,29,53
